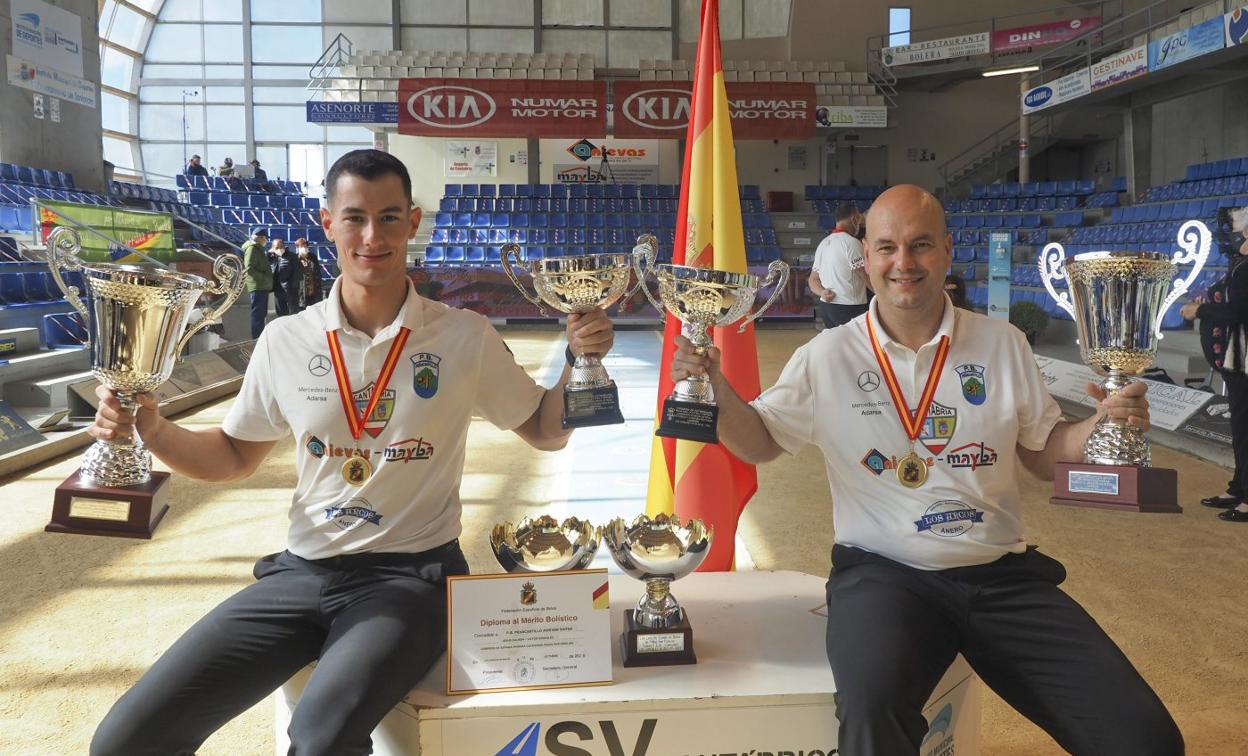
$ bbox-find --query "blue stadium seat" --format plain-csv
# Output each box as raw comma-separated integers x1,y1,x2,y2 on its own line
0,272,28,304
466,246,486,263
44,311,87,347
525,245,545,260
424,245,445,264
445,245,466,263
460,184,479,197
478,184,496,198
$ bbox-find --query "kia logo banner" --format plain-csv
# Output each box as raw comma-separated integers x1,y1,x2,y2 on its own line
397,78,607,137
613,81,816,139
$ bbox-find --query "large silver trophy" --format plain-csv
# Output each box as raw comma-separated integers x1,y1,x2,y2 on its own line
634,252,789,442
1038,219,1210,513
603,513,712,666
45,226,245,537
502,241,654,428
490,514,601,572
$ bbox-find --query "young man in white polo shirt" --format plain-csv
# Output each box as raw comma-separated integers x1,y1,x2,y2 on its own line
671,185,1182,756
809,202,870,329
88,150,615,756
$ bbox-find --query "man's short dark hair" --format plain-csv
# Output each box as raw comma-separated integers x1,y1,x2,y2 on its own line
835,202,859,223
325,149,412,208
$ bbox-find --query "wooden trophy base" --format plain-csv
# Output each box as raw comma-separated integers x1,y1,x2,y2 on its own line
47,470,172,539
620,609,697,667
1051,462,1181,513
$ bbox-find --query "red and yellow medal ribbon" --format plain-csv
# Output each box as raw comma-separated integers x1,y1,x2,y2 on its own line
866,316,950,442
326,326,411,440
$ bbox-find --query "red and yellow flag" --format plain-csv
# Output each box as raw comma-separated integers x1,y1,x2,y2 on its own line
645,0,759,571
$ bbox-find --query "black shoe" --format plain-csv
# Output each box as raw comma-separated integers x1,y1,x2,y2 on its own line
1200,495,1241,509
1218,509,1248,522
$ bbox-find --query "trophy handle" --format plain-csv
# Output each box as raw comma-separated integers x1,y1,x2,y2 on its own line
626,234,659,313
1039,242,1077,321
172,253,245,360
500,242,547,316
631,237,666,319
45,226,90,322
737,260,790,333
1155,220,1212,340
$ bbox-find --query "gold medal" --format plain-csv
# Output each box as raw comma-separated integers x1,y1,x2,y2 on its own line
341,456,372,486
896,451,928,489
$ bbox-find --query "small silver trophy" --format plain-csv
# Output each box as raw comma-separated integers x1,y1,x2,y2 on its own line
490,515,601,572
501,240,653,428
603,513,712,666
1038,219,1210,512
633,253,789,442
45,226,245,537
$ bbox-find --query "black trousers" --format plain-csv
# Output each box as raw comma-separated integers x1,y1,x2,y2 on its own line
817,301,868,329
90,543,469,756
825,545,1182,756
1223,372,1248,498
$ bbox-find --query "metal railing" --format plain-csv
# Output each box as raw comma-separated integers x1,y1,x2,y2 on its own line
938,113,1055,191
308,33,354,96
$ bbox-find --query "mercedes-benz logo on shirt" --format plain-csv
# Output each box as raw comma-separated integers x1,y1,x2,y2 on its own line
308,355,332,377
858,370,881,392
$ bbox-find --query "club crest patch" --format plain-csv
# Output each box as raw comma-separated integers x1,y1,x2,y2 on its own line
411,352,441,399
324,496,383,531
915,500,984,537
955,364,986,405
918,401,957,455
352,382,395,438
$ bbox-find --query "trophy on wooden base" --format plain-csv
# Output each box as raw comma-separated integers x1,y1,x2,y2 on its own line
44,227,244,538
1039,220,1210,513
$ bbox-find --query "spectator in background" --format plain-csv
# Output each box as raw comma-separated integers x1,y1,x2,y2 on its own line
269,239,296,316
945,273,970,310
294,238,322,309
241,229,271,339
809,202,870,329
184,155,208,178
217,157,235,177
250,159,268,182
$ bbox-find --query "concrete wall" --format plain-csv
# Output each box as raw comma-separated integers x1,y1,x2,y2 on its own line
0,0,104,192
386,134,530,215
1150,79,1248,185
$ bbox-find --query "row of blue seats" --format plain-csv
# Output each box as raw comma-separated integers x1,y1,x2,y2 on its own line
0,183,120,208
43,311,87,348
184,191,320,210
0,271,85,306
0,236,21,262
1110,199,1241,224
431,226,779,246
188,225,249,244
950,214,1047,229
433,211,771,230
0,163,74,189
175,175,303,194
954,229,1049,246
1084,191,1121,208
1183,158,1248,182
222,208,321,227
423,244,784,265
808,199,873,214
443,183,763,200
246,226,327,244
1144,176,1248,203
948,196,1081,212
803,185,886,201
970,180,1095,198
952,247,992,264
437,197,700,213
0,206,33,233
110,181,179,204
147,201,215,226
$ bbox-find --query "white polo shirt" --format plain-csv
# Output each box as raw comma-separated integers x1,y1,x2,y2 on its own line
751,296,1062,570
223,278,545,559
812,230,867,305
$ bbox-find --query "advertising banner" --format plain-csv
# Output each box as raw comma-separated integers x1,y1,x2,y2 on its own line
1090,44,1149,91
816,105,888,129
11,0,83,77
552,138,660,184
6,54,94,108
1148,16,1225,71
305,101,398,124
1032,356,1209,431
1021,67,1091,114
444,141,497,178
1226,6,1248,47
992,16,1101,53
39,201,175,263
612,81,815,139
1178,392,1233,445
398,79,607,138
882,32,991,66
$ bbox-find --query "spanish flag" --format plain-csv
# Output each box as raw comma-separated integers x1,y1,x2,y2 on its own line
645,0,759,571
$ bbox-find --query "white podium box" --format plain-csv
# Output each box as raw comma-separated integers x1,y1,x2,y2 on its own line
277,571,980,755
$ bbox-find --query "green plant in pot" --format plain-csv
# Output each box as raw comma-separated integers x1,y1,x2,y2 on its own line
1009,300,1049,345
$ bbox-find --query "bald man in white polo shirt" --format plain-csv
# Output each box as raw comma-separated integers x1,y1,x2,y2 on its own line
672,185,1182,756
88,150,614,756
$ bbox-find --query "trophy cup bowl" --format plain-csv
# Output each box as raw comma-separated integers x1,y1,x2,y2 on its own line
501,240,654,428
1038,219,1210,512
490,514,601,573
43,226,246,537
632,253,790,442
603,513,713,666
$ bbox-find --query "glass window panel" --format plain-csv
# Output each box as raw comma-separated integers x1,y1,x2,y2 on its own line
205,86,245,103
468,28,535,54
401,27,468,52
103,5,148,50
889,7,911,46
142,142,204,179
470,0,534,26
147,24,204,61
250,64,313,80
610,0,669,27
326,126,374,141
254,145,290,180
129,0,161,12
252,0,320,23
540,29,606,64
719,0,743,40
323,26,393,54
160,0,201,22
102,91,133,133
205,64,244,77
103,136,136,171
204,0,242,22
254,86,314,104
206,105,246,141
207,144,248,170
251,25,324,63
399,0,466,25
140,86,200,102
607,30,670,69
140,63,204,78
744,0,789,37
254,106,324,141
204,24,244,61
325,1,391,23
100,46,135,90
140,103,205,143
543,0,603,26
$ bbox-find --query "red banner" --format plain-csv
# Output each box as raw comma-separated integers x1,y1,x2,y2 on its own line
992,16,1101,53
613,81,816,140
397,78,607,137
